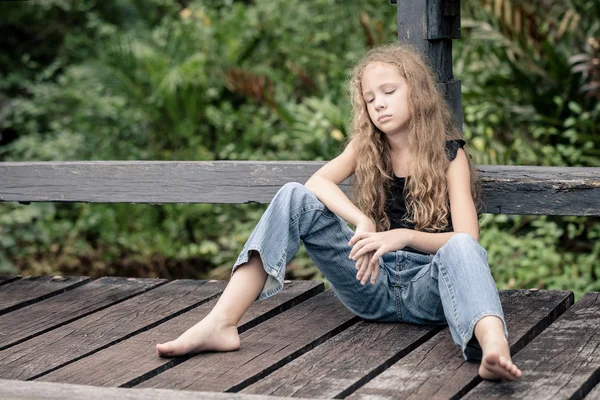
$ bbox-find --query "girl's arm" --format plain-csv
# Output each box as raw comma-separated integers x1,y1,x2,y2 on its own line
304,138,371,227
403,148,480,254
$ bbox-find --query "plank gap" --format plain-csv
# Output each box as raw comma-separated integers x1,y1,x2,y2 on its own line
24,282,223,381
0,277,170,351
0,276,91,316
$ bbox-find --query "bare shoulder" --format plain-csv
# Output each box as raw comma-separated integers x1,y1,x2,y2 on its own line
308,137,358,185
447,147,470,182
446,148,480,239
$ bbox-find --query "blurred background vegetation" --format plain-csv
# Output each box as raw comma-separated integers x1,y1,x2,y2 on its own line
0,0,598,301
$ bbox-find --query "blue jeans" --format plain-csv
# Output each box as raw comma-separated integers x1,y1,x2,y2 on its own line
232,182,509,361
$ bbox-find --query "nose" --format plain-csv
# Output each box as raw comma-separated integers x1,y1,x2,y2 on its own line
375,99,386,111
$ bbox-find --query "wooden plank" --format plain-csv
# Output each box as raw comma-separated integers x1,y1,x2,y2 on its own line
0,277,167,350
0,379,314,400
463,292,600,400
37,281,323,387
0,276,90,316
0,279,225,380
0,275,20,286
135,290,360,392
347,289,573,400
585,381,600,399
241,320,445,398
1,162,599,215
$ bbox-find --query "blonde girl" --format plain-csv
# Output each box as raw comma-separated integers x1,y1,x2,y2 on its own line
156,44,522,381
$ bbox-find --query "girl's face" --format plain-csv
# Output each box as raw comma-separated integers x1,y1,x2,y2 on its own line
361,62,411,135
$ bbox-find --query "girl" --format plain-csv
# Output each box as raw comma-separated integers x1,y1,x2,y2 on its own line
156,44,522,381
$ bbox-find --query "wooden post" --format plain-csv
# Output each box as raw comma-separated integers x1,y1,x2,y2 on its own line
392,0,463,132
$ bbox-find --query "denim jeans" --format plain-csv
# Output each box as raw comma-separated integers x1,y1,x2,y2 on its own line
232,182,509,361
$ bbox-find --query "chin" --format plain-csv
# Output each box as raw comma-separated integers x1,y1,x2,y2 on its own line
378,123,402,136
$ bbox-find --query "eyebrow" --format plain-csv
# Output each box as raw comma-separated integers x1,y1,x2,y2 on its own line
362,83,398,97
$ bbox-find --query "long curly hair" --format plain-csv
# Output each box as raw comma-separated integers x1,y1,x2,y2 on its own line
347,44,484,232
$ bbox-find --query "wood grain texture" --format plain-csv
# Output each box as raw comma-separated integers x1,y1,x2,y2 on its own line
37,281,323,387
463,292,600,400
0,276,90,316
0,277,166,350
1,162,599,215
0,276,20,286
0,280,224,380
348,289,574,400
135,290,359,392
241,320,445,398
0,379,313,400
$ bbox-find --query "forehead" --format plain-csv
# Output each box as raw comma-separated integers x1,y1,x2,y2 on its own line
361,62,404,89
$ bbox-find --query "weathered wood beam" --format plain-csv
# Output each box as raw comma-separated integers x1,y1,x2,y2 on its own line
0,379,303,400
1,161,599,216
396,0,463,130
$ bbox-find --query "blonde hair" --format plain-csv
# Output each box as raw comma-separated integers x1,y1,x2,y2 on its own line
347,44,483,232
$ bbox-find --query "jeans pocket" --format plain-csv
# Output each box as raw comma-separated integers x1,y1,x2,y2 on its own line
409,264,431,283
401,264,431,286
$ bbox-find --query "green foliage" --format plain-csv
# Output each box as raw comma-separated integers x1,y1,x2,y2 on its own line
480,214,600,300
0,0,598,302
458,0,600,167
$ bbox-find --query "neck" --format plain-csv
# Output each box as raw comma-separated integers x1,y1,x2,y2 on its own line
385,130,411,155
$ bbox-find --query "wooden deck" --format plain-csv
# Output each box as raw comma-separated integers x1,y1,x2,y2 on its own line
0,276,599,399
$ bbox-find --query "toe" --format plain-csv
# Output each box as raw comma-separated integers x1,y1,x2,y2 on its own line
156,341,174,355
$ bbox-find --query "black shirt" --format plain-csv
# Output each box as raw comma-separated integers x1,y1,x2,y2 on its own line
384,139,466,255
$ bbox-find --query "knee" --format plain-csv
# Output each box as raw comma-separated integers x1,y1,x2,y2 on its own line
273,182,312,204
440,233,487,256
279,182,306,193
277,182,308,198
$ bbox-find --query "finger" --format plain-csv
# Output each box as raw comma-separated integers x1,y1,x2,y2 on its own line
348,232,370,246
358,253,374,283
352,242,378,260
356,255,369,280
357,255,370,278
349,237,372,258
369,249,384,270
361,259,374,285
370,266,379,284
370,252,382,284
355,254,363,271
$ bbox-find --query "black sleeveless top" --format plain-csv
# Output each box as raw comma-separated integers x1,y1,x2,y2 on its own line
384,139,466,255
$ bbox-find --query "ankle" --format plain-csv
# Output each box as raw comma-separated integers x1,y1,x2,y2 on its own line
481,331,508,344
206,311,238,329
480,335,509,355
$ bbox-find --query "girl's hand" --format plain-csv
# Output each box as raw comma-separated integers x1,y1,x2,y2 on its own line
349,218,377,284
348,229,412,285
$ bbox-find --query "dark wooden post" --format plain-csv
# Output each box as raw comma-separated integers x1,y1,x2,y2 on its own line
391,0,463,132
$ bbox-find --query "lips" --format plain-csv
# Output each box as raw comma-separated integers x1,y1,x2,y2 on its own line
378,114,392,122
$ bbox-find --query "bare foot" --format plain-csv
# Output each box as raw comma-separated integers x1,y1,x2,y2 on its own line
478,338,522,381
156,315,240,357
